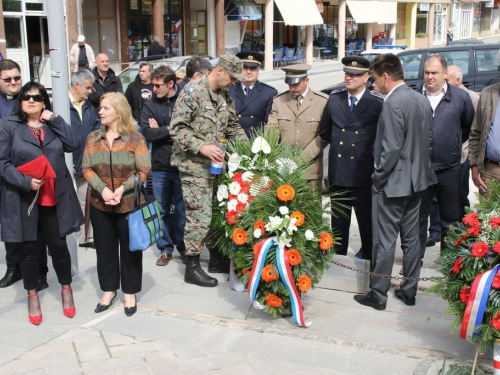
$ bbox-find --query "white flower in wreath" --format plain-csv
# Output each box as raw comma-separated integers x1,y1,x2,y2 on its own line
227,199,238,212
285,216,298,235
254,228,262,238
228,153,242,173
265,216,283,232
229,181,241,195
276,158,298,175
251,136,272,154
242,171,254,182
217,184,228,202
279,206,289,215
237,193,248,204
277,232,292,250
305,229,315,241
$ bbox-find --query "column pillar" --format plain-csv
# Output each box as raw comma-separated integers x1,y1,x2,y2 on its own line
408,3,417,50
305,25,313,65
338,0,346,59
215,0,225,56
264,0,274,71
365,23,373,49
428,4,435,47
0,0,6,58
153,0,164,46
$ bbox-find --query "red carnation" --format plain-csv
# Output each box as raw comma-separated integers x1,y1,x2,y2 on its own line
471,242,489,258
494,241,500,255
492,271,500,289
454,234,468,247
233,172,244,183
460,286,471,303
490,218,500,229
228,194,237,201
492,316,500,330
226,210,238,224
463,212,480,227
452,257,463,274
240,181,250,194
236,201,246,212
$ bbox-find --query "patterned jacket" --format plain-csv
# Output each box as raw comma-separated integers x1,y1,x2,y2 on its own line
170,77,247,178
82,127,151,213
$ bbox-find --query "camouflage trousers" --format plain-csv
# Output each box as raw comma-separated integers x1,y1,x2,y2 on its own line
179,172,218,256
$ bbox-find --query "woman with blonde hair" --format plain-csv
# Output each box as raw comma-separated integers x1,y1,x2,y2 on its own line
82,92,151,317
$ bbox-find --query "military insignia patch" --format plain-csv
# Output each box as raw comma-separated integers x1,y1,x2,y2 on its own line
352,61,357,66
187,87,195,93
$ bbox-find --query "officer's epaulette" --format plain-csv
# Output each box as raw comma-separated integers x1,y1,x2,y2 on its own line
313,90,329,99
329,88,347,95
370,90,385,99
274,90,288,99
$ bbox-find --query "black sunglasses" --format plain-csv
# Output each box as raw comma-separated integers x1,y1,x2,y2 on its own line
0,76,21,84
21,93,44,102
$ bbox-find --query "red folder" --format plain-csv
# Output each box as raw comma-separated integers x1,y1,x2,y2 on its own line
16,155,56,180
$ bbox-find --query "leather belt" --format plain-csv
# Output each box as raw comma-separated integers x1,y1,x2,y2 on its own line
485,158,500,167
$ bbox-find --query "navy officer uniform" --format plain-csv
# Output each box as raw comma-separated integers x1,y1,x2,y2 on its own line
319,56,384,261
229,51,278,138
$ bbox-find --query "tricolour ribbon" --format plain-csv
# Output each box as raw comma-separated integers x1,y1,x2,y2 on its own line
247,237,274,305
460,265,500,340
275,245,311,327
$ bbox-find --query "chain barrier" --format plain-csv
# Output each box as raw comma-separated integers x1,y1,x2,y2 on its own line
330,260,445,281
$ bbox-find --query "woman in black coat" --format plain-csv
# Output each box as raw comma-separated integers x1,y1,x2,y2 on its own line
0,82,84,325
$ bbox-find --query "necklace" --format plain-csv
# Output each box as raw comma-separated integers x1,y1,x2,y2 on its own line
26,122,45,130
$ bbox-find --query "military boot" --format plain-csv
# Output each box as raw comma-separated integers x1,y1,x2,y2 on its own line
208,246,230,274
185,255,218,287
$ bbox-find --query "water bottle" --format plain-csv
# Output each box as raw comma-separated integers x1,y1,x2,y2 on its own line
209,137,227,174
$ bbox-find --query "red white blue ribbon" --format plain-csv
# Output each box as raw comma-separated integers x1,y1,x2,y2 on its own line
247,237,274,305
460,265,500,340
275,245,311,328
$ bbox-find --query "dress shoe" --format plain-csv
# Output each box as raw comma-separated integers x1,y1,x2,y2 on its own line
426,235,440,247
353,291,386,310
36,275,49,292
28,293,43,326
185,255,218,287
156,253,173,266
79,241,96,249
0,270,22,288
95,291,117,313
394,288,416,306
61,287,76,318
124,295,137,317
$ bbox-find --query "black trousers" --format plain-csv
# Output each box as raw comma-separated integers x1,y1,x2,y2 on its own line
5,235,48,276
330,185,372,260
90,206,143,294
419,165,461,259
19,206,72,291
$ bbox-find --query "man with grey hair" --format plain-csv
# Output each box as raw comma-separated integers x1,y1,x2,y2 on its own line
69,69,101,248
147,36,167,57
178,57,213,90
125,62,153,122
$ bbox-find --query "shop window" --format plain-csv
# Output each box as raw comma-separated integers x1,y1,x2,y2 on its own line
433,5,447,44
416,9,428,35
83,0,118,61
2,0,21,12
190,0,207,56
396,3,406,40
4,17,23,49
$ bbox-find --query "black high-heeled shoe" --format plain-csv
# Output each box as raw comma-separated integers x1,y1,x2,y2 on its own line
94,291,117,313
124,295,137,317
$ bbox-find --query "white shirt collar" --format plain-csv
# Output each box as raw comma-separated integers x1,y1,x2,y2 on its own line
241,83,255,92
422,82,447,96
348,88,366,105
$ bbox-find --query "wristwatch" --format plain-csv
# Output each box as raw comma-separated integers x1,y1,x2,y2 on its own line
49,113,59,122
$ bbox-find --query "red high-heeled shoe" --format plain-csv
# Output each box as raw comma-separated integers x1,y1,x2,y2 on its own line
61,287,76,318
28,293,42,326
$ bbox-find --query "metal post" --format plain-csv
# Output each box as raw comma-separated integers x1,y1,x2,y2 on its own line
47,0,78,275
264,0,273,71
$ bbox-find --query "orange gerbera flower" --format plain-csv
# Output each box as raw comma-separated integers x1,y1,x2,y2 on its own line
254,219,265,232
253,242,261,255
277,185,295,202
261,265,279,282
265,293,282,308
297,275,311,292
319,232,333,250
233,228,248,245
287,249,302,266
242,269,250,275
290,211,305,227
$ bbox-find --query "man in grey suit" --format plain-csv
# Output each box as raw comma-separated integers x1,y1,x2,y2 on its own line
354,54,437,310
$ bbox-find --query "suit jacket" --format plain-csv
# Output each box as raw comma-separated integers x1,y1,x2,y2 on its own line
469,81,500,174
229,81,278,137
319,88,384,187
268,88,328,180
372,84,437,198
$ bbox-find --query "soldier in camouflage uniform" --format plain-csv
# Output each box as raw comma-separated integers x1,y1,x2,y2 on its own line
170,55,247,287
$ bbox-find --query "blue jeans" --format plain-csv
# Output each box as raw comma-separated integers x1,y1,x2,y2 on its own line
151,170,186,255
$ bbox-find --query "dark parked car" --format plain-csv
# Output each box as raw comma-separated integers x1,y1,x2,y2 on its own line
323,43,500,94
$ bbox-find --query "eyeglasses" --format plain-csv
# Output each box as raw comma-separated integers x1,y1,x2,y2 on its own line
153,83,166,89
0,76,21,84
21,94,44,102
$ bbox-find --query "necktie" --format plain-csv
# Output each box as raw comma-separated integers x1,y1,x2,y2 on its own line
350,96,357,112
244,87,250,96
296,95,302,110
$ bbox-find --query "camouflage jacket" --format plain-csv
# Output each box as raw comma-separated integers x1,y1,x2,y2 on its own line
170,77,246,178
